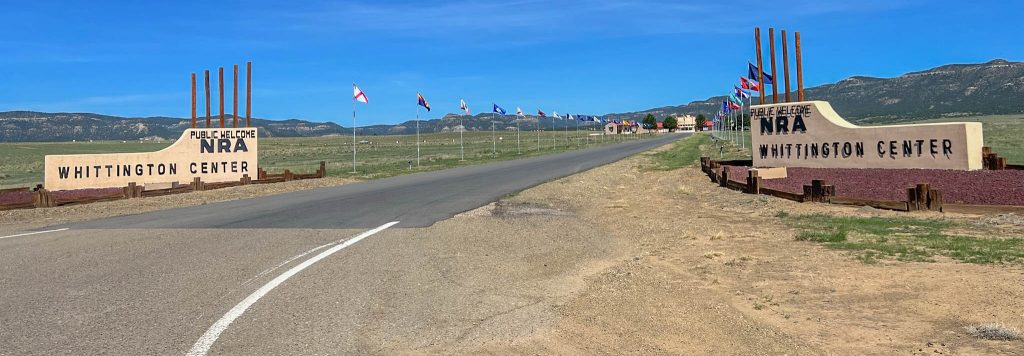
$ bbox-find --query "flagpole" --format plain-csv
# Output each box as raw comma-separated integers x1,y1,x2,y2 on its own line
516,119,521,155
351,92,357,174
492,113,496,156
416,105,421,167
460,115,465,161
536,115,540,152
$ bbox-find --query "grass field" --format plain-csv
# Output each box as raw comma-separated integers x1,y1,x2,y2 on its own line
0,126,653,188
777,212,1024,265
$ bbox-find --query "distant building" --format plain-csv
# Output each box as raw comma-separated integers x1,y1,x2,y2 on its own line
674,114,697,132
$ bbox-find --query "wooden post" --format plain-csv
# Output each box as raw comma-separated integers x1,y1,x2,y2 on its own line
755,27,765,104
747,170,761,194
192,177,203,192
720,166,729,187
34,189,54,208
795,31,804,102
907,188,918,211
191,73,197,128
928,189,943,212
204,70,211,128
284,169,293,182
233,64,238,128
258,168,267,180
916,183,929,210
318,161,326,178
782,30,791,103
241,174,251,185
218,67,225,128
769,28,778,104
246,61,252,127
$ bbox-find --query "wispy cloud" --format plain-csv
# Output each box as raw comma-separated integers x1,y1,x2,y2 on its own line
235,0,916,49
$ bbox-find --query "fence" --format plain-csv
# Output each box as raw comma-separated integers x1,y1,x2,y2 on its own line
0,161,326,210
700,157,944,212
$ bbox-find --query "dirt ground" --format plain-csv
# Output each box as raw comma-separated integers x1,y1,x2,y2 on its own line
456,145,1024,355
3,143,1022,354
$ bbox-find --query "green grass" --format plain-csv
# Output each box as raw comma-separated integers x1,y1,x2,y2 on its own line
648,133,710,170
917,115,1024,164
0,127,656,188
778,213,1024,265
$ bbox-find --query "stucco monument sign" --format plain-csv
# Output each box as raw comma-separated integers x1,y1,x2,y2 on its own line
44,128,258,190
751,101,983,170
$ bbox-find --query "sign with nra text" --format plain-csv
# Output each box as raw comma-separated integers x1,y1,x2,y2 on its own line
750,101,983,170
44,128,259,190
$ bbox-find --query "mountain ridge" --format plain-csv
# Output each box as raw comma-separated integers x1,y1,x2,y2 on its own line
3,59,1024,142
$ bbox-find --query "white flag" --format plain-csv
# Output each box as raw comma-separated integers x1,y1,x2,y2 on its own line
516,106,524,117
353,84,368,103
553,111,560,119
460,99,470,115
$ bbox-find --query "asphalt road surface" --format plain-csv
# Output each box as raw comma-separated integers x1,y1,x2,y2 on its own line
62,133,687,229
0,133,688,355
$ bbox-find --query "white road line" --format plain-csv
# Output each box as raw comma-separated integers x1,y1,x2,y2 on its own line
0,228,69,240
186,221,400,356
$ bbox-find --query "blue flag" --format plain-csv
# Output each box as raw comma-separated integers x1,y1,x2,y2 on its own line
722,100,729,113
493,103,506,115
748,63,774,85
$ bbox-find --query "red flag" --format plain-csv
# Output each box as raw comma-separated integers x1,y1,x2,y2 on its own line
740,77,760,92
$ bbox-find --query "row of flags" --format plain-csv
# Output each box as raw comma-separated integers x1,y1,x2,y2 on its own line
713,62,774,125
353,84,611,124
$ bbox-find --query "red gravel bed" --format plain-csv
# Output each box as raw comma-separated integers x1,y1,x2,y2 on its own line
725,166,1024,206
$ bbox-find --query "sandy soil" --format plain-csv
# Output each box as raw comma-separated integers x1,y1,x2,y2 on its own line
0,177,358,233
454,145,1024,354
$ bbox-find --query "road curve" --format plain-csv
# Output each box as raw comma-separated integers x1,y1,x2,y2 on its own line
62,133,688,229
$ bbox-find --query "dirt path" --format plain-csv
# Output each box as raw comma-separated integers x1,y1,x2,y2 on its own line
458,144,1024,354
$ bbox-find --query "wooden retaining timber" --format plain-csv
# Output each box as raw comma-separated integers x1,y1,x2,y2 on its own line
698,157,951,212
0,161,328,210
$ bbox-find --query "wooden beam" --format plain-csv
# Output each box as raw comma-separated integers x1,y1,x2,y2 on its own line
782,30,791,102
246,61,252,127
233,64,238,128
218,67,225,128
204,70,211,128
769,28,778,104
755,28,765,104
795,31,804,101
191,73,196,128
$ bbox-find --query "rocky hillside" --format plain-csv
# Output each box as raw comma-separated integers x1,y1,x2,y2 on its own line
3,60,1023,141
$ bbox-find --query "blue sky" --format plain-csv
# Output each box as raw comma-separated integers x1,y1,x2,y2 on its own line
1,0,1021,126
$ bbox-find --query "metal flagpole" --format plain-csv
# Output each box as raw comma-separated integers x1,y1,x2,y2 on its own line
492,113,496,155
536,115,540,151
352,93,357,173
564,115,568,147
516,120,521,154
460,115,465,161
416,105,421,167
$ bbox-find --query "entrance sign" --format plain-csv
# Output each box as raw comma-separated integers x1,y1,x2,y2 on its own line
751,101,982,170
45,128,258,190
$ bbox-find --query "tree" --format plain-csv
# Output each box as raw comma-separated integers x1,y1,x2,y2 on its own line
662,116,678,132
642,114,658,129
695,114,706,131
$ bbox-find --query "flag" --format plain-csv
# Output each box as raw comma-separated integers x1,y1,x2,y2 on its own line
537,109,547,117
353,84,368,103
460,99,470,115
516,106,524,117
748,63,774,85
735,86,750,99
729,94,743,105
729,101,741,111
493,103,506,115
417,92,430,111
722,101,728,113
740,77,760,91
553,111,561,119
568,114,575,120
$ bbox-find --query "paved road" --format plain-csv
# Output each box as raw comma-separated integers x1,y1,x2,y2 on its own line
63,133,688,229
0,133,688,355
